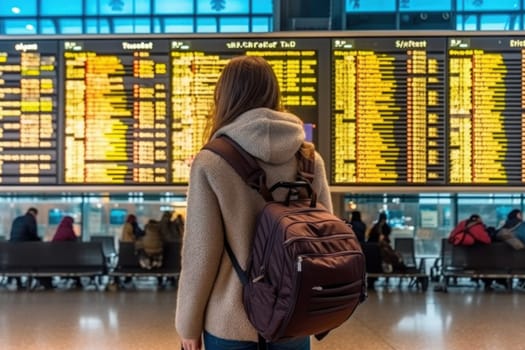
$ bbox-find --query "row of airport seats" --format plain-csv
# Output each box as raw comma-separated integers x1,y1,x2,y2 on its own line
0,238,181,291
432,239,525,292
5,236,524,292
361,238,430,291
361,237,525,292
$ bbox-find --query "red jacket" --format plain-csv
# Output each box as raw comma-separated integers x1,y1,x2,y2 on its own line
52,216,77,242
448,219,491,246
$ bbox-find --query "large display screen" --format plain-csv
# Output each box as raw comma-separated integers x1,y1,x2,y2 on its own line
447,37,524,185
63,39,170,184
0,40,58,184
2,33,525,188
58,37,322,184
170,38,321,182
331,37,446,185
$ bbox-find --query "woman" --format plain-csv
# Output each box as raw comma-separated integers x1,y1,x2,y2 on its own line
51,215,81,288
175,56,332,350
367,212,391,243
495,209,525,250
378,227,407,273
135,219,163,269
120,214,142,242
52,216,77,242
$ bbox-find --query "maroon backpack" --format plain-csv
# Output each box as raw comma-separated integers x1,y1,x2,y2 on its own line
204,135,366,346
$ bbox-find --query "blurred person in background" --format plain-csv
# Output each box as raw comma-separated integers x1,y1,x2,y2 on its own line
8,207,53,290
349,211,366,243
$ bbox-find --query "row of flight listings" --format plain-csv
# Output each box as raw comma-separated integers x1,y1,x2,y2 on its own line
1,34,525,186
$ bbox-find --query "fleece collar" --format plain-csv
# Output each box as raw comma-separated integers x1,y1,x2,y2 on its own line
213,108,305,165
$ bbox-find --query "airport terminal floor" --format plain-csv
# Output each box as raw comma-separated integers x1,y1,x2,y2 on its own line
1,279,524,350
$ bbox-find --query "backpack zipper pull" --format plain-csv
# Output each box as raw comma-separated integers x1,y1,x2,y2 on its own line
297,256,303,272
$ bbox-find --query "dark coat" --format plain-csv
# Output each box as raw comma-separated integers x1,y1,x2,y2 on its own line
367,222,391,243
350,220,366,243
9,213,40,242
159,213,179,242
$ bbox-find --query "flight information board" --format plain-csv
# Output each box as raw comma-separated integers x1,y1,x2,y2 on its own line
6,34,525,188
448,37,524,184
170,38,321,183
0,40,58,184
63,39,170,184
331,37,446,185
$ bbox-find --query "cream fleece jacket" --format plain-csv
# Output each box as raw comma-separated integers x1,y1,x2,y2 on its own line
175,107,333,341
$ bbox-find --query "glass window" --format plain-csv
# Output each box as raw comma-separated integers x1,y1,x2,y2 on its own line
85,18,111,33
100,0,129,15
459,0,520,11
219,17,249,32
197,17,218,32
113,17,151,33
59,18,83,34
456,14,478,30
399,0,451,11
85,0,99,15
134,0,151,14
93,0,150,15
164,17,194,32
132,18,152,33
40,19,57,34
0,0,37,16
86,19,98,33
346,193,453,257
153,18,162,33
4,19,37,34
252,17,272,32
480,14,520,29
40,0,82,15
154,0,193,14
197,0,249,14
252,0,272,14
346,0,395,12
457,194,521,228
113,18,133,32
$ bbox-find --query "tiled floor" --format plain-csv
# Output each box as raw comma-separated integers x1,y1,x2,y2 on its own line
1,279,524,350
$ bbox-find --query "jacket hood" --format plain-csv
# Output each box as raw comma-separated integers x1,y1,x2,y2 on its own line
213,108,305,165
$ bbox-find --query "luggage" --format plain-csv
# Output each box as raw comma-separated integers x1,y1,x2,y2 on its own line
448,215,491,246
203,135,366,344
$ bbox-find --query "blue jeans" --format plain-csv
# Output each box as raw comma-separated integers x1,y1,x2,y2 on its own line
203,331,310,350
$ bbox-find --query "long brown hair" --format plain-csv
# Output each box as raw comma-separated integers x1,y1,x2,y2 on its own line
204,56,282,142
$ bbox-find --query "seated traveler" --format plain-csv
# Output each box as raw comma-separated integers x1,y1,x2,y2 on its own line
448,214,491,246
52,216,82,289
8,208,53,290
135,219,163,269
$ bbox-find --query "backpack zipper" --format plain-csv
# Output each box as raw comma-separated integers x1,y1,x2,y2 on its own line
278,250,364,339
259,207,351,278
296,250,363,272
297,255,303,272
259,208,295,276
284,232,356,246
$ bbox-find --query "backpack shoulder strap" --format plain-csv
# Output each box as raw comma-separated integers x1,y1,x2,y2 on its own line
203,135,273,201
296,143,315,184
